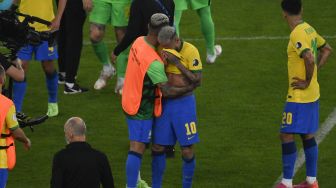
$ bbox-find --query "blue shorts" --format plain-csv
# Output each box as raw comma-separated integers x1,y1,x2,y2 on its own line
280,100,319,134
0,168,8,188
127,118,153,143
153,94,199,146
17,41,58,61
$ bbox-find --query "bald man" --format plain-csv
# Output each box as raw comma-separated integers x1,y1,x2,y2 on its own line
51,117,114,188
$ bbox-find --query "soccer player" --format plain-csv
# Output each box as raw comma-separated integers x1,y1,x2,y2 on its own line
277,0,332,188
0,65,31,188
122,14,194,188
89,0,131,90
151,26,201,188
174,0,222,64
13,0,61,117
110,0,175,94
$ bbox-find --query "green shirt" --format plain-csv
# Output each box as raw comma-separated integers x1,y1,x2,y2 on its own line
126,60,168,120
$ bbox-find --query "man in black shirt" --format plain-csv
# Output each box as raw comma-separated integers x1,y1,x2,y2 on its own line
51,117,114,188
111,0,175,94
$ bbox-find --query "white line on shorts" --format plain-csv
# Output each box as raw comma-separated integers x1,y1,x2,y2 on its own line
82,35,336,45
272,107,336,187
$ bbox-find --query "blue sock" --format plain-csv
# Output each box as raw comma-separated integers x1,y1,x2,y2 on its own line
0,169,8,188
45,71,58,103
282,142,297,179
13,79,27,112
126,151,142,188
152,151,166,188
303,138,318,177
182,156,196,188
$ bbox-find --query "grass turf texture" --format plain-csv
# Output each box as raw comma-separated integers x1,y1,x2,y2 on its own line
6,0,336,187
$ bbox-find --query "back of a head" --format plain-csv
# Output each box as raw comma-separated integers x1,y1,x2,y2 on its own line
64,117,86,137
148,13,170,36
281,0,302,15
158,26,177,46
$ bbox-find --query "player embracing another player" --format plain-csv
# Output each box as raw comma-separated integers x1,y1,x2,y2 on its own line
151,25,202,188
277,0,332,188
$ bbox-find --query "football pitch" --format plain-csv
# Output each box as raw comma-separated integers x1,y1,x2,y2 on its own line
7,0,336,187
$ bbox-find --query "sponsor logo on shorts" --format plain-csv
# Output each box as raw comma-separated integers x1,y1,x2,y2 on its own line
187,135,195,140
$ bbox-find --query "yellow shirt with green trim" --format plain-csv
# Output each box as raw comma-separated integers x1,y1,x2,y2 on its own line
286,22,326,103
18,0,55,32
164,41,202,74
0,105,19,168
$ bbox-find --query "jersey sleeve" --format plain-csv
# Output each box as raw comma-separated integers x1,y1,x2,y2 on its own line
6,105,19,131
316,33,327,49
187,47,202,72
290,30,311,57
147,60,168,84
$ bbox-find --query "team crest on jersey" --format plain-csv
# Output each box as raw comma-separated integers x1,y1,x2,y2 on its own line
296,42,302,49
192,59,199,66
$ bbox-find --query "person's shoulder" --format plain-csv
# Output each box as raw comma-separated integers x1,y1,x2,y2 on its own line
90,147,109,160
53,148,67,159
183,41,199,52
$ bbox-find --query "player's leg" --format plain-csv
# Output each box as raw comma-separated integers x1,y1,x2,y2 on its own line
174,10,183,37
151,144,167,188
126,119,152,188
111,1,130,94
278,102,307,188
171,95,199,188
173,0,188,36
181,145,196,188
195,3,222,64
0,168,8,188
296,101,319,187
36,41,59,117
89,0,115,90
278,133,296,188
299,134,318,187
13,45,32,112
152,103,175,188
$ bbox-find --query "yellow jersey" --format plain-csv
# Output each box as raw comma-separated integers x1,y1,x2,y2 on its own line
0,105,19,168
286,22,326,103
164,41,202,74
18,0,55,32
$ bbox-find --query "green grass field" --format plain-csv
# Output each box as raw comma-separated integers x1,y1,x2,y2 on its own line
6,0,336,187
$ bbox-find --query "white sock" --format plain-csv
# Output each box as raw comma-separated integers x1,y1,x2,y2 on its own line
59,72,65,77
137,171,141,182
65,82,74,88
103,63,112,72
306,176,317,184
281,178,293,187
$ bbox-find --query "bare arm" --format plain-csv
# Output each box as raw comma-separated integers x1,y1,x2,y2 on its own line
174,62,202,86
163,51,202,85
11,127,31,150
317,43,332,70
50,0,67,31
157,82,194,98
291,50,315,90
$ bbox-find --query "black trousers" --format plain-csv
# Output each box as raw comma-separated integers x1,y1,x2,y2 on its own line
58,0,86,83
